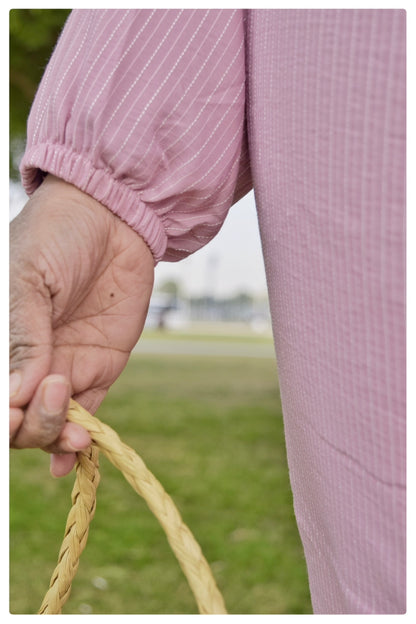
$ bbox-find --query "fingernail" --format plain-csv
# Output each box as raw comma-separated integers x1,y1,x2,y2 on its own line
42,378,69,415
9,371,22,399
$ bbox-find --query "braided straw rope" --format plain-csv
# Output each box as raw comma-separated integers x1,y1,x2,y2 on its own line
39,444,100,614
39,399,227,615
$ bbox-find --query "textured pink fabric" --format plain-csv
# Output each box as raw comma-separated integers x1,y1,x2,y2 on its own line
20,9,406,614
246,10,406,614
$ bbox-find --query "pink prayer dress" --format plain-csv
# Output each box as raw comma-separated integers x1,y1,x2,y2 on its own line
20,9,406,614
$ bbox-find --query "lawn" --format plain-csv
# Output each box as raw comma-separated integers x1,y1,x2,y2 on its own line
9,339,312,615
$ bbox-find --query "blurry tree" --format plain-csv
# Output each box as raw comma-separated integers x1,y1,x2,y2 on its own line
157,279,182,298
9,9,70,179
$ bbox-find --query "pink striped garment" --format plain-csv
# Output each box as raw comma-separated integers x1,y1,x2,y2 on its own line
20,9,406,614
21,9,251,262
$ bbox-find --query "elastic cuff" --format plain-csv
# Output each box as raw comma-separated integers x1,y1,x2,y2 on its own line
20,144,168,263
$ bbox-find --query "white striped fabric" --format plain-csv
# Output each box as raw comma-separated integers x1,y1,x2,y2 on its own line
21,9,251,262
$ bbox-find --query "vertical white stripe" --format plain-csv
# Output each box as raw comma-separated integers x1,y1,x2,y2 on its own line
108,10,211,168
66,10,132,135
91,10,183,156
150,80,245,199
32,11,94,143
86,11,156,116
130,10,236,176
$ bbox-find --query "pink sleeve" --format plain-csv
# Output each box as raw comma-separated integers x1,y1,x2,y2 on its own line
20,9,252,263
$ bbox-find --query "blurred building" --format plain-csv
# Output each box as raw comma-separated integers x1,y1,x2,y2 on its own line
145,291,271,333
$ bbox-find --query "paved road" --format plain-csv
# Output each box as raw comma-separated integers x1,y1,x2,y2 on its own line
133,338,275,359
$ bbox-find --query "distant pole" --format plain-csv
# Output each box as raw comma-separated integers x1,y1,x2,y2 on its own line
204,255,219,321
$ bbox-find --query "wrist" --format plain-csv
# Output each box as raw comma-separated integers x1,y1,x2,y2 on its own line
35,174,155,277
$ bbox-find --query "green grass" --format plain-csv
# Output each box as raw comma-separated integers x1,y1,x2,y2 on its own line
141,325,274,343
9,347,312,615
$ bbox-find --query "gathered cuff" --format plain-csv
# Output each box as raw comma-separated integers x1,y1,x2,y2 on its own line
20,144,168,264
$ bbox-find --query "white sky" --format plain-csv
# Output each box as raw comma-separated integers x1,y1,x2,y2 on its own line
9,182,268,298
154,191,268,298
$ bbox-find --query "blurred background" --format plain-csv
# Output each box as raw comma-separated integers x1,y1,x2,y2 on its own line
9,9,312,615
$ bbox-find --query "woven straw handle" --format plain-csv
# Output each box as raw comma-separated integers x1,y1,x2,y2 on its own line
39,399,227,615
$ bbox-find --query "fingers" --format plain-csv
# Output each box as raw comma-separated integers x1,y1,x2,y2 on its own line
50,453,78,478
9,307,53,411
46,422,92,477
11,374,71,449
43,421,92,455
11,375,92,478
10,200,56,410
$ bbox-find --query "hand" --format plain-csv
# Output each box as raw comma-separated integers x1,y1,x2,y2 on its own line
10,175,154,476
